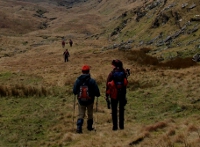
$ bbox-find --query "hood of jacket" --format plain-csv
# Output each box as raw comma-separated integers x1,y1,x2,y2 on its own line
78,74,91,82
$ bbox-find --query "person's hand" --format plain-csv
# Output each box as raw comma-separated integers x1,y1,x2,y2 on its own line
105,97,111,109
126,69,130,78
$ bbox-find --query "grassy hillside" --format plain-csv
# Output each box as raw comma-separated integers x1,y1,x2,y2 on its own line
0,0,200,147
91,0,200,60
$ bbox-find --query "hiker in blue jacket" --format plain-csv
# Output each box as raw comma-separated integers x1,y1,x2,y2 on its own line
73,65,100,133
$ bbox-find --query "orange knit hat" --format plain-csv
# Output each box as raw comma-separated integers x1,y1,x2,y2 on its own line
82,65,90,71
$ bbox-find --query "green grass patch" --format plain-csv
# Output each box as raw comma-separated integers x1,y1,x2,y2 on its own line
0,72,13,81
126,84,200,124
0,95,75,147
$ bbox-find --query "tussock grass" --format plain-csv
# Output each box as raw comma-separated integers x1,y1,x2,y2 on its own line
143,121,168,132
188,125,200,138
0,0,200,147
0,84,50,97
167,127,176,136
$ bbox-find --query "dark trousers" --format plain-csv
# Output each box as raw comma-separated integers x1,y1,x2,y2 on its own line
111,95,125,130
64,56,68,62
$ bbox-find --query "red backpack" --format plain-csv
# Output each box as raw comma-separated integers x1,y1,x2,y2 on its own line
106,71,128,99
78,79,91,101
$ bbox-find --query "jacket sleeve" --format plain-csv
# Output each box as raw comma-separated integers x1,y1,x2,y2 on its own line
73,79,79,95
105,72,113,96
92,79,100,97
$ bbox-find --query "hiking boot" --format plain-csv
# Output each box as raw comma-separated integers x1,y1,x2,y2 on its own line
76,129,83,134
87,119,94,131
120,126,124,130
87,127,94,131
112,126,118,131
119,123,124,130
76,119,84,134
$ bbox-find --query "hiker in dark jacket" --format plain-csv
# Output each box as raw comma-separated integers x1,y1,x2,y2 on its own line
63,49,70,62
73,65,100,133
105,59,128,131
69,39,73,47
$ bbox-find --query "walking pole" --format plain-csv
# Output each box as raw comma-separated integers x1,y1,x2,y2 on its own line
94,97,98,132
96,97,98,112
72,95,76,130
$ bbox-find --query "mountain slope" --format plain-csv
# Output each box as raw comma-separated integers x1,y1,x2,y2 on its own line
90,0,200,60
0,0,200,147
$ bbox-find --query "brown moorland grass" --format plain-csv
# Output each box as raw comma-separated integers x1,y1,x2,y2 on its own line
0,0,200,147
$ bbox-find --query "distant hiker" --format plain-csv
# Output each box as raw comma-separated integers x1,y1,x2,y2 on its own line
63,49,70,62
62,40,66,48
73,65,100,133
69,39,73,47
105,59,128,131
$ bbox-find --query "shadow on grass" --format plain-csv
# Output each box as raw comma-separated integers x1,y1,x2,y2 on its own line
124,48,197,69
